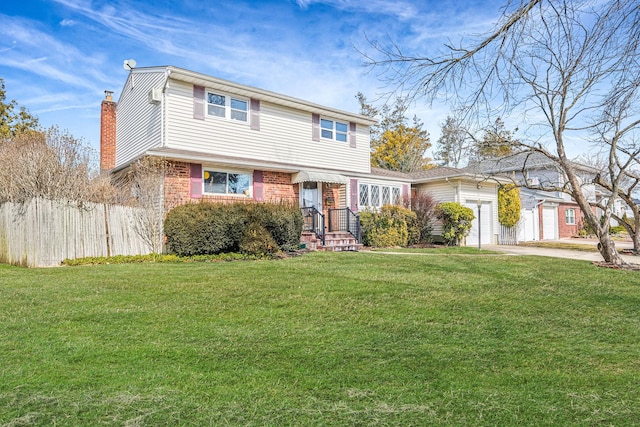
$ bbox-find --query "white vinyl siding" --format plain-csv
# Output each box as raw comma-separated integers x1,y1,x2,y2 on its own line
115,70,166,167
163,80,371,173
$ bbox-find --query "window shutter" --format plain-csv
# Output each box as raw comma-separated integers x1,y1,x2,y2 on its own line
349,122,356,148
312,113,320,141
250,98,260,130
253,170,264,201
350,179,359,212
193,85,205,120
402,184,409,205
190,163,202,199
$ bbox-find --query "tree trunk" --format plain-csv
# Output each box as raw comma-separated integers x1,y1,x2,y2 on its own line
597,231,625,265
632,215,640,255
561,162,626,266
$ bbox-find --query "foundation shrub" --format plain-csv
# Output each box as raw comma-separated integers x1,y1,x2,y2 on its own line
436,202,475,246
360,205,416,247
239,222,279,255
164,201,302,256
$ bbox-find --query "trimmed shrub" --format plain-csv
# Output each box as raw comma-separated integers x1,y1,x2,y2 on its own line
436,202,475,246
164,201,302,256
239,222,279,255
360,205,416,247
380,205,419,245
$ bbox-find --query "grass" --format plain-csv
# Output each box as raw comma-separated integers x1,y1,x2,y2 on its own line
1,251,640,425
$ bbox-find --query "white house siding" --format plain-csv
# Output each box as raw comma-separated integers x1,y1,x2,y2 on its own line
115,70,166,168
164,80,371,174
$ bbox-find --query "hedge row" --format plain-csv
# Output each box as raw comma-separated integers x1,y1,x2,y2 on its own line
164,202,303,256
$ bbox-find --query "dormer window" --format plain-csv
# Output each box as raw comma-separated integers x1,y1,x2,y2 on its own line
321,118,348,142
207,92,248,122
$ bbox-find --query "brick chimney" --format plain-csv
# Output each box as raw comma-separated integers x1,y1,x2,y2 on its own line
100,90,116,172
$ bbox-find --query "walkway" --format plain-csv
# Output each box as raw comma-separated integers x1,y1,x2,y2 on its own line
485,238,638,264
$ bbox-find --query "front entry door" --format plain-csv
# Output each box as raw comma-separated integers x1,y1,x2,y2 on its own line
301,182,322,211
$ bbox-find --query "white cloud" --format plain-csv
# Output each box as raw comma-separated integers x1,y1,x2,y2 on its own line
60,18,76,26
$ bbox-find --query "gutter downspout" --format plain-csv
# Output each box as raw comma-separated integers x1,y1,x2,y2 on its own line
445,177,459,203
161,68,171,149
159,68,172,253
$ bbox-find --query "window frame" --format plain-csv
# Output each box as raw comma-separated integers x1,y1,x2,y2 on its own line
320,117,348,142
202,167,253,197
565,208,576,225
206,90,249,123
358,183,402,210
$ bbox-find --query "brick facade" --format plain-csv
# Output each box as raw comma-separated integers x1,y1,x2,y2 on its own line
263,172,298,204
163,163,301,212
558,202,598,238
538,202,594,239
100,97,117,172
163,161,191,211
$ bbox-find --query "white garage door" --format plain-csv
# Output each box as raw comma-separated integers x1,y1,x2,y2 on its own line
542,206,558,240
465,201,492,246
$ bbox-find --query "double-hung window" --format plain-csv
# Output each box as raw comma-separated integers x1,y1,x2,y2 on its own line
321,118,348,142
565,208,576,225
203,169,252,196
207,92,248,123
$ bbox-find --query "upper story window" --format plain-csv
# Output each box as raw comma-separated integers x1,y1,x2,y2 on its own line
203,168,252,196
321,118,348,142
207,92,248,123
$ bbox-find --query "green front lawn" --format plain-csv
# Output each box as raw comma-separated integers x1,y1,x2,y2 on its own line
1,251,639,425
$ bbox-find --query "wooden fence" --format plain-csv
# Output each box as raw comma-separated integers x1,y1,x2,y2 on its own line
0,198,152,267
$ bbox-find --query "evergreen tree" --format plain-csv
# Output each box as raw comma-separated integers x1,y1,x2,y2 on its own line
0,78,40,139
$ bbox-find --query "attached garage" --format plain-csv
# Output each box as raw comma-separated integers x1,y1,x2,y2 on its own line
465,200,493,246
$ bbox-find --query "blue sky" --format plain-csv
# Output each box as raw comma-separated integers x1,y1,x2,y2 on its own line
1,0,511,157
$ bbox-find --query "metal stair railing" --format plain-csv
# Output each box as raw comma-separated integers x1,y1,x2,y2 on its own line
301,207,325,245
328,208,361,243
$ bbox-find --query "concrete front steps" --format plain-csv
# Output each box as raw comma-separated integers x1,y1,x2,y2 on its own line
301,231,362,252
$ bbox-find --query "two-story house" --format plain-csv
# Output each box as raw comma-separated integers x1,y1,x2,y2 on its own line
101,65,504,249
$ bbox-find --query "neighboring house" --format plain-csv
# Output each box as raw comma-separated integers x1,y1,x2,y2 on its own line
100,65,501,248
469,152,598,240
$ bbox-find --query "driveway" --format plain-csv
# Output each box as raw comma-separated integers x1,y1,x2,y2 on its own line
485,239,638,264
